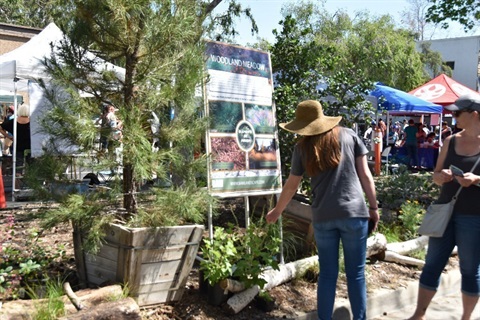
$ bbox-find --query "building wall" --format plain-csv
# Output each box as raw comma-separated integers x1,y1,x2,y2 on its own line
418,36,480,91
0,23,41,55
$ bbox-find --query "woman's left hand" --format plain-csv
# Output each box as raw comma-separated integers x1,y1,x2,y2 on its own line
455,172,480,187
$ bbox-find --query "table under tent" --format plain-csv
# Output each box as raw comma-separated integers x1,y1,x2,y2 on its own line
369,83,443,171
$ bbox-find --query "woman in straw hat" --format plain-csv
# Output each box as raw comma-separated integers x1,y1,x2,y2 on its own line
266,100,378,320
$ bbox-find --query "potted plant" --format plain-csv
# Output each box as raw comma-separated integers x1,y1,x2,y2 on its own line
22,1,235,307
199,220,281,306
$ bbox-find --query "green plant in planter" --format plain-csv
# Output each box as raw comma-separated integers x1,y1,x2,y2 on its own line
200,226,239,286
233,221,281,289
200,220,281,290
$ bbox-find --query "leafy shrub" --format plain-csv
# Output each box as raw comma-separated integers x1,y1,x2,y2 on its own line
200,218,281,290
0,214,68,299
398,200,424,241
375,171,439,212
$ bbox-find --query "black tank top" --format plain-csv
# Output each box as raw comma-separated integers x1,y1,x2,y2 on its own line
436,135,480,215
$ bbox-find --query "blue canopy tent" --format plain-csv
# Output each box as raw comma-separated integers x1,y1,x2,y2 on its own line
370,83,443,115
368,83,443,171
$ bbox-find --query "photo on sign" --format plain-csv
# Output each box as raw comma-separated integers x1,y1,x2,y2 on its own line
248,138,278,169
245,104,275,134
208,101,242,133
210,137,246,171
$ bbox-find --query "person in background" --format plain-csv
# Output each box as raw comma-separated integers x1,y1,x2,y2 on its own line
1,105,15,155
404,119,419,169
441,121,452,141
408,93,480,320
96,104,110,151
423,132,438,148
0,104,31,166
417,123,427,146
378,118,387,144
4,105,14,121
96,103,122,152
266,100,378,320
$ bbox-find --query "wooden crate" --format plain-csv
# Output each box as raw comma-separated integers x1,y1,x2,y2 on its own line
284,199,315,252
74,223,204,306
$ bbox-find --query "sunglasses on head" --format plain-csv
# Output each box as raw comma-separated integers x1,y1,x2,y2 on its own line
452,109,475,117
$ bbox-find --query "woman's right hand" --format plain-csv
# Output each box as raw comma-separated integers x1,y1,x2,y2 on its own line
433,169,454,185
266,208,282,224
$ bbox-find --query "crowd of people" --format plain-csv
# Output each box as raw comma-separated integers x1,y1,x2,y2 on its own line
267,93,480,320
363,116,460,170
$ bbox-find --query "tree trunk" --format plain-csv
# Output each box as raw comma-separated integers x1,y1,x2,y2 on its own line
123,163,136,212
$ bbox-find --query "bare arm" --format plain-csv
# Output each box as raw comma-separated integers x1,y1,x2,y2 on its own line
355,154,379,230
266,174,302,224
0,127,12,140
432,135,454,186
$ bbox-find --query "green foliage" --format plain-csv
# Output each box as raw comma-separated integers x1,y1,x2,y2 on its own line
130,186,217,227
398,200,424,241
377,221,402,243
270,3,432,191
200,219,281,289
0,0,57,28
28,279,66,319
22,0,231,245
0,215,69,299
200,227,239,286
375,171,439,211
427,0,480,30
419,42,452,78
232,220,282,289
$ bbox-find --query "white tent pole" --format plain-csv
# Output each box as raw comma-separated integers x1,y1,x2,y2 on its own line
12,78,18,202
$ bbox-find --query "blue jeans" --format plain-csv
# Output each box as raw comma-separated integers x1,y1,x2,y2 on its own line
420,214,480,296
313,218,368,320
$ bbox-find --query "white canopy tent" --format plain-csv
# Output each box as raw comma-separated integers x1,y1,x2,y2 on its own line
0,22,125,200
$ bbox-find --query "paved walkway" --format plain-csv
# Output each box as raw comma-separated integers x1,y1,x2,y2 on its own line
371,291,480,320
295,267,480,320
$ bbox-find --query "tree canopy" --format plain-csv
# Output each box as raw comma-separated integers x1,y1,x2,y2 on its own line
426,0,480,30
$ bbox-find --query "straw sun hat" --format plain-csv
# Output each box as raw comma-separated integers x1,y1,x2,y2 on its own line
279,100,342,136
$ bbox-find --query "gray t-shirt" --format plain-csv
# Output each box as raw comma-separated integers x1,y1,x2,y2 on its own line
290,127,369,223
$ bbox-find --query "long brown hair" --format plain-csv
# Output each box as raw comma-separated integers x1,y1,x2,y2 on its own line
298,126,341,176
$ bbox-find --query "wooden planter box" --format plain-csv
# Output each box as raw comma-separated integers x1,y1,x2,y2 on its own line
73,223,204,306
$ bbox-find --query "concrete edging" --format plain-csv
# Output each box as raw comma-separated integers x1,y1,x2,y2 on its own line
292,267,461,320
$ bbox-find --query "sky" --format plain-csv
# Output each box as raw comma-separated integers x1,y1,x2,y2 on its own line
214,0,480,46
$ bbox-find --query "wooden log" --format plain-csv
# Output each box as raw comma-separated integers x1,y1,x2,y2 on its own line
58,297,141,320
227,285,260,314
386,236,428,255
384,251,425,267
226,233,388,314
219,278,246,293
0,285,124,318
366,233,388,258
226,256,318,314
64,282,84,311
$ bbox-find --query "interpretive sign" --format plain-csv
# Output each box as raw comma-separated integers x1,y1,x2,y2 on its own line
205,41,282,196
